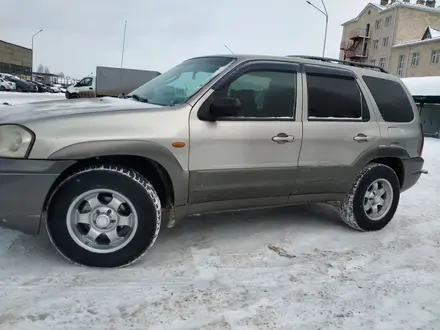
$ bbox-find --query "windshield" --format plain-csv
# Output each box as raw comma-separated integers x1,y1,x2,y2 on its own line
128,56,235,106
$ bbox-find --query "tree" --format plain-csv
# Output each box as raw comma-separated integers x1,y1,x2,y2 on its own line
37,64,44,73
44,65,50,74
58,72,65,78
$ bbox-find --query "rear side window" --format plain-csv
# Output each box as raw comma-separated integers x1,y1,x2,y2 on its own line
363,76,414,122
307,73,370,120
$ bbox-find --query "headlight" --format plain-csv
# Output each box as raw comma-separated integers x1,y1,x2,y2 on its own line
0,125,34,158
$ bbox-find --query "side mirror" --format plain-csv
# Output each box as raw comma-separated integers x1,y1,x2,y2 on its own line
210,97,241,118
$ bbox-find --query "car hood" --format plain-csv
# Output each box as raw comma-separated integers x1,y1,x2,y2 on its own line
0,97,165,123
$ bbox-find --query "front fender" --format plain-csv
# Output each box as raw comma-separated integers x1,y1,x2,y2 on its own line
48,140,189,206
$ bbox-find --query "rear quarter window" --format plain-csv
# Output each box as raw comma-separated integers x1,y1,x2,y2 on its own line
363,76,414,122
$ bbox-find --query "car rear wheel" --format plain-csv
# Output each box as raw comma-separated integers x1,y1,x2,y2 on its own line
47,164,162,267
339,163,400,232
16,87,23,92
69,93,80,99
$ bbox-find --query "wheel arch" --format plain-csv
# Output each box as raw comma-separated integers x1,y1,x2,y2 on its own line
43,140,189,216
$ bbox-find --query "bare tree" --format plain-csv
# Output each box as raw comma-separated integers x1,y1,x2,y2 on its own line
44,65,50,74
37,64,44,73
58,72,65,78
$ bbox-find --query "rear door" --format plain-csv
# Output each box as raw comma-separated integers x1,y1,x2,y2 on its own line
295,64,381,197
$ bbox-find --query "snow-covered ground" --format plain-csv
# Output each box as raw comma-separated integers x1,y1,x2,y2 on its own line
0,94,439,329
0,91,65,107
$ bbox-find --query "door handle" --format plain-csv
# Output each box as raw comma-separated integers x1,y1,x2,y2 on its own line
272,133,295,144
353,133,373,142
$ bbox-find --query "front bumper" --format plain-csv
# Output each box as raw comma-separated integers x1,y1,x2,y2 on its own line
401,157,425,192
0,158,73,234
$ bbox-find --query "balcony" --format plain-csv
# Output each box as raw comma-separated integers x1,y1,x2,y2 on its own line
345,48,368,59
349,29,370,40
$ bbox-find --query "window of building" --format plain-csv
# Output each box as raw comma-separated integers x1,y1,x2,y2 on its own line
307,74,368,120
216,70,297,118
375,19,382,29
385,16,392,27
411,52,420,66
363,76,414,123
379,57,387,69
431,50,440,64
370,59,376,66
372,40,379,50
382,37,389,47
397,55,405,76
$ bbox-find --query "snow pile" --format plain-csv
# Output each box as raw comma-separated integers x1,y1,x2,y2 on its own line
0,92,65,107
401,76,440,96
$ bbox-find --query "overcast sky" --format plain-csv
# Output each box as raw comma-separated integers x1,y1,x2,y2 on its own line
1,0,370,78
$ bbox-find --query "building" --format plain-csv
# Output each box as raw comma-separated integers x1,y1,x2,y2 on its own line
0,40,32,76
340,0,440,77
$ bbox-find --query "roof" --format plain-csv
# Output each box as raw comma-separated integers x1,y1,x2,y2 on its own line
190,54,398,80
342,1,440,26
0,40,31,52
401,76,440,96
393,26,440,47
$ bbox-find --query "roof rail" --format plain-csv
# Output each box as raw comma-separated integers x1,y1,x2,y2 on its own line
286,55,388,73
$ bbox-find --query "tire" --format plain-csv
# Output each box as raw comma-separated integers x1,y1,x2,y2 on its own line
46,164,162,268
0,86,5,91
339,163,400,232
16,87,23,92
69,93,80,99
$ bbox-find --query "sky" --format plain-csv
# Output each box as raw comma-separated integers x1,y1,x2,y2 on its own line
1,0,372,79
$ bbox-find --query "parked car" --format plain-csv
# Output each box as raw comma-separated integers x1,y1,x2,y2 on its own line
32,81,51,93
25,80,39,93
5,76,32,92
0,77,16,91
44,83,61,93
0,54,426,268
53,84,67,93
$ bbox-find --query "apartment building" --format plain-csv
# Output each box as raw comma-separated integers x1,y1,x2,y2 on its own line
340,0,440,77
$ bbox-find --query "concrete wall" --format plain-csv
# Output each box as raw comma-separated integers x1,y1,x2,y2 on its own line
390,39,440,77
0,40,32,71
393,7,440,44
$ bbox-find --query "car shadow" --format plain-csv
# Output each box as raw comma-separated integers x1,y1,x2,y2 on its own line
0,203,353,268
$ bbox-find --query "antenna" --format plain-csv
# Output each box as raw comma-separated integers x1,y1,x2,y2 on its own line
121,21,127,68
224,44,234,54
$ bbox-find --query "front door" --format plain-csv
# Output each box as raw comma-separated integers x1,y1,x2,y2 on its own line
188,61,303,213
296,64,381,197
77,77,95,98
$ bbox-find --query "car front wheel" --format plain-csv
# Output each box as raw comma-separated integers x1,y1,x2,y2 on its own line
339,163,400,232
47,164,162,267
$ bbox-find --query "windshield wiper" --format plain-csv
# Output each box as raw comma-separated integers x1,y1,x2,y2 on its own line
123,93,149,103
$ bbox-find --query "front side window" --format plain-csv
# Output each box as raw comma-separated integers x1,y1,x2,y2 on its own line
411,52,420,66
431,50,440,64
373,40,379,50
397,54,405,76
128,57,235,106
307,74,368,120
385,16,392,27
215,70,297,118
82,78,93,86
375,19,381,29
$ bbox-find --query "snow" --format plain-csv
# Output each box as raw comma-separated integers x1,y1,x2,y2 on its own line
401,76,440,96
0,91,65,107
0,96,440,329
